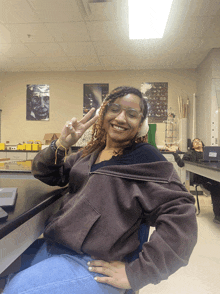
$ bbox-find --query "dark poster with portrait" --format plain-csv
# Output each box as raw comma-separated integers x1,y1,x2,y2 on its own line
141,82,168,123
83,84,109,117
26,84,50,121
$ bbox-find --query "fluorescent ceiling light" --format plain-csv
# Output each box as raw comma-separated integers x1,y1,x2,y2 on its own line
128,0,174,39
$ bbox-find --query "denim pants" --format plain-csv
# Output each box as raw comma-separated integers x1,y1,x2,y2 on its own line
3,239,126,294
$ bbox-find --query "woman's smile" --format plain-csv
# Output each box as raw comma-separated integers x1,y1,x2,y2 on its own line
110,123,128,132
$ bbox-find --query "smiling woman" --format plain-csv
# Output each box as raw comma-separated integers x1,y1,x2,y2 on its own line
82,86,148,158
4,86,197,294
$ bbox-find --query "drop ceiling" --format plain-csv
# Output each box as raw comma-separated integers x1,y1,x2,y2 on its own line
0,0,220,72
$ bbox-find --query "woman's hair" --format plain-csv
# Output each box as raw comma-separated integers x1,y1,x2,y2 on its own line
81,86,148,157
190,138,205,150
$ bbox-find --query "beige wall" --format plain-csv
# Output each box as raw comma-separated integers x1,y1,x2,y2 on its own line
196,53,212,145
197,48,220,146
0,69,197,146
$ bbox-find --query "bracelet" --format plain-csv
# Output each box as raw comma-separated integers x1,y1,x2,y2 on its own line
51,140,69,164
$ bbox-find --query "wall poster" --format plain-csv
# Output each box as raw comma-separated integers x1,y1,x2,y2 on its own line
26,84,50,121
141,82,168,123
83,83,109,117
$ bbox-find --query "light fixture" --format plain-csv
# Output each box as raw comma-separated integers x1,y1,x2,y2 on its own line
128,0,174,39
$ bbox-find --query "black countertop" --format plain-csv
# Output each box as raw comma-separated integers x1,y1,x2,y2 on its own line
0,175,68,239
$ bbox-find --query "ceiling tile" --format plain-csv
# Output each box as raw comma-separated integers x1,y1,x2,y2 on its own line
93,40,133,56
86,21,128,41
59,42,96,56
0,24,14,43
200,36,220,49
42,56,77,70
24,42,66,57
0,43,35,58
0,55,17,71
10,56,51,71
202,15,220,38
0,0,39,24
188,0,220,16
29,0,83,22
169,16,214,40
5,23,55,43
45,22,90,42
34,9,83,23
84,2,116,21
28,0,79,11
0,61,24,72
69,55,103,70
99,55,144,70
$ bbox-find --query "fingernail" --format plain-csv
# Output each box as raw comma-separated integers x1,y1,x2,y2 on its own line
94,277,98,281
88,267,93,271
87,262,91,266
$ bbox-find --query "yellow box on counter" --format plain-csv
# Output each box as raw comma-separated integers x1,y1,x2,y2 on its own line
17,144,26,150
25,144,32,151
33,141,42,151
0,143,5,150
32,144,40,151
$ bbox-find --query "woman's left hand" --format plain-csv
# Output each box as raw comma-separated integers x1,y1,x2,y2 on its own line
88,260,131,290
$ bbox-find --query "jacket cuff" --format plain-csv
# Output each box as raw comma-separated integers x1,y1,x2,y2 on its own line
51,139,70,165
125,259,154,291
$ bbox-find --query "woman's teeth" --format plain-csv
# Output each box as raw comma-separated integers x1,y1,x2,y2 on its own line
112,125,126,131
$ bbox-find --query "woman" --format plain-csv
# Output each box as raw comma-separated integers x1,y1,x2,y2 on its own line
173,138,220,224
4,86,197,294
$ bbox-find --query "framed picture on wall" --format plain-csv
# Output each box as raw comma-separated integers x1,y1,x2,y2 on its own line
83,83,109,117
141,82,168,123
26,84,50,121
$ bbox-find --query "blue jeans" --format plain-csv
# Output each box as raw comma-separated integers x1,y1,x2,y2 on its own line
3,239,126,294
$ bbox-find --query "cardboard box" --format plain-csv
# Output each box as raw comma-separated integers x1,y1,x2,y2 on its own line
43,133,61,145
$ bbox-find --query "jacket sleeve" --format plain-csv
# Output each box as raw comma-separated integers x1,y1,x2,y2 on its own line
31,143,81,187
125,181,198,291
173,150,193,167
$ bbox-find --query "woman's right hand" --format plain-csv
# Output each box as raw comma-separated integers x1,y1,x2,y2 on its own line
56,108,98,149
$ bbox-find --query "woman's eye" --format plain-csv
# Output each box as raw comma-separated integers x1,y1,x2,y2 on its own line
110,105,120,112
127,111,138,118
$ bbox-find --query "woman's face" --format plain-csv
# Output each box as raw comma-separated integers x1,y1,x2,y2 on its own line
192,139,203,149
102,94,143,147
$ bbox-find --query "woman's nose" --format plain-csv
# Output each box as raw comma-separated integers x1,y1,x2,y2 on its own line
114,110,127,122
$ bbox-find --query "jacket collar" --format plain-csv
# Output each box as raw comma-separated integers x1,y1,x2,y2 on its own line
90,160,181,185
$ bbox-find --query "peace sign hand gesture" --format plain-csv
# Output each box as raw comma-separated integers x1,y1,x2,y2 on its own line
57,108,98,149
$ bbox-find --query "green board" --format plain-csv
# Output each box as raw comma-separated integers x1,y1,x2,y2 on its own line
148,124,157,148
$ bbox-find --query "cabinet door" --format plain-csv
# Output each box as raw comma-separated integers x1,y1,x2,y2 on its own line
27,152,38,160
8,152,26,161
0,152,7,159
